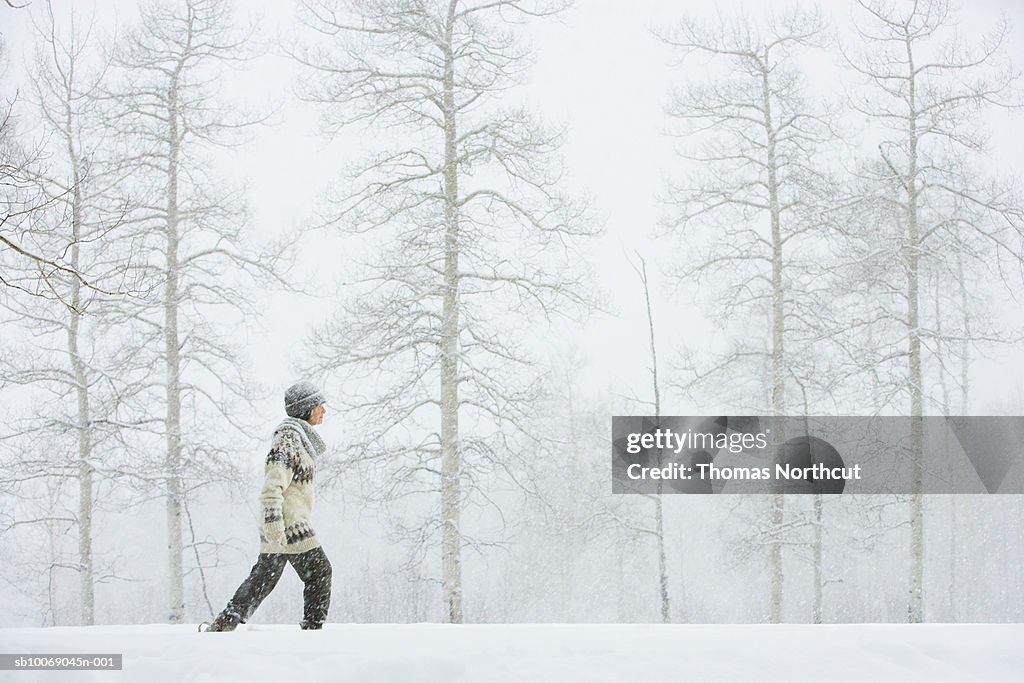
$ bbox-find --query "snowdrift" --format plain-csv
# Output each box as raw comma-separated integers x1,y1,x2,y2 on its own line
2,623,1022,682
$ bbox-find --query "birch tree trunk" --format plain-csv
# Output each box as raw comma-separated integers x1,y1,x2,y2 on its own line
812,492,823,623
764,43,788,624
164,63,185,623
440,1,463,621
632,254,671,623
67,137,96,627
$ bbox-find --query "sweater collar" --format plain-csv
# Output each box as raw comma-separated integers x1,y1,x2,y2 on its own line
274,417,327,458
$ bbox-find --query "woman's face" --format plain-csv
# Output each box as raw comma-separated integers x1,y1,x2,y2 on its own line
308,404,326,426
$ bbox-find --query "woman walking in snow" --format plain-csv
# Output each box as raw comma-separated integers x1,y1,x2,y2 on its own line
203,381,332,631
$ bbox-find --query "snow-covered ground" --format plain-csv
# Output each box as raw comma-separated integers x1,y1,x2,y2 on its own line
1,623,1022,682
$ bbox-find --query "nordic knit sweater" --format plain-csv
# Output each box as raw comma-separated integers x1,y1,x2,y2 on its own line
259,417,326,555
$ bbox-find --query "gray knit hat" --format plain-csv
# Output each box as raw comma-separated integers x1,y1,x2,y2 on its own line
284,381,326,419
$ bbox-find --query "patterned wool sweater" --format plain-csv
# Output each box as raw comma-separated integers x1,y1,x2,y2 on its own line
259,418,326,555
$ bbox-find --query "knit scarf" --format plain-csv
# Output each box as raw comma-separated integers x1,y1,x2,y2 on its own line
273,417,327,459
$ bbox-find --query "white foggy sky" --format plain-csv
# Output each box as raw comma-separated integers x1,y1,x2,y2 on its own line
3,0,1024,420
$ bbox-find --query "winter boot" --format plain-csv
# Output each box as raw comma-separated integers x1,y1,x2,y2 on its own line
300,619,323,630
203,611,241,632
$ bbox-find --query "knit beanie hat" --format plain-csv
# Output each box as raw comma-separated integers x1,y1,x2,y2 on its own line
284,381,327,419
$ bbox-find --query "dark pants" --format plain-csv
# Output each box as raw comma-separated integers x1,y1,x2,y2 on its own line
224,546,332,626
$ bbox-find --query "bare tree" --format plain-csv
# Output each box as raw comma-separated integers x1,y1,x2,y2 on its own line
24,0,111,627
627,252,671,622
0,1,145,625
840,0,1024,623
658,4,839,623
289,0,600,623
102,0,287,624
